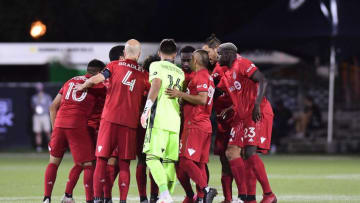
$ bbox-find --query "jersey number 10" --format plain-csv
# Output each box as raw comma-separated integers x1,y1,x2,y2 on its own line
65,82,88,102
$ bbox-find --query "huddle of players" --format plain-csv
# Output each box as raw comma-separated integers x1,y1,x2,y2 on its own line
42,35,276,203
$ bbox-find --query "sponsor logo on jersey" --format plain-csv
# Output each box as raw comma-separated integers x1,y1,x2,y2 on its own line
246,64,256,73
152,71,158,75
234,81,241,90
98,145,103,152
203,84,208,88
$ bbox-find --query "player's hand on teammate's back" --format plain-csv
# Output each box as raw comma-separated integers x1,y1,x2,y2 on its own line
74,83,86,91
252,105,262,122
165,88,181,99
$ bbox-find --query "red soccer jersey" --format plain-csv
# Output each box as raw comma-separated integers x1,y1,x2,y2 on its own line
184,71,195,88
183,69,215,133
101,59,146,128
87,82,107,129
55,74,103,128
218,55,273,120
212,63,233,114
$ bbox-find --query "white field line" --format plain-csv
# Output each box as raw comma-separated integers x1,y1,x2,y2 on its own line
2,195,360,202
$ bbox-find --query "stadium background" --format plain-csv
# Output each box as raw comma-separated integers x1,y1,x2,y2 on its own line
0,0,359,202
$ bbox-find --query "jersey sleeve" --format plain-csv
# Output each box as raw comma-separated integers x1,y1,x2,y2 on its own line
149,62,163,82
239,58,258,78
58,86,64,95
194,72,210,93
102,62,114,79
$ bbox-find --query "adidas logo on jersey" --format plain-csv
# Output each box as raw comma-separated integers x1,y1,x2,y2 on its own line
98,146,103,152
188,148,196,156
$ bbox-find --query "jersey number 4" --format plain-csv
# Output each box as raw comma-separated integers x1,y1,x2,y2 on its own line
65,82,87,102
122,70,136,91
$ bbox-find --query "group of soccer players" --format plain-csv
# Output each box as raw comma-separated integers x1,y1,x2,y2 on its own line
42,35,277,203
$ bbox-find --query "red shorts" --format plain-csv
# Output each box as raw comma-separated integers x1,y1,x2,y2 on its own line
49,127,95,164
136,126,146,157
96,120,137,160
214,122,231,156
87,126,98,146
229,113,273,152
180,128,211,163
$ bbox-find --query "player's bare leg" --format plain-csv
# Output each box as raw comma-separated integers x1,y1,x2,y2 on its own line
243,146,276,203
226,145,247,202
43,155,62,203
104,157,118,202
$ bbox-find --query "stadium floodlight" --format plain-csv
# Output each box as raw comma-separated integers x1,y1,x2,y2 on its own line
30,20,46,39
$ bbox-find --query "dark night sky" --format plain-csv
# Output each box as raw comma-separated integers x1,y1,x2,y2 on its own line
0,0,273,42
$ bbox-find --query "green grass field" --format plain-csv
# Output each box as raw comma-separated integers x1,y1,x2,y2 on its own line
0,153,359,203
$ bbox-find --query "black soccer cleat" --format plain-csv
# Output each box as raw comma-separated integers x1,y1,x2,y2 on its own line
104,198,113,203
149,195,159,203
93,197,103,203
204,188,218,203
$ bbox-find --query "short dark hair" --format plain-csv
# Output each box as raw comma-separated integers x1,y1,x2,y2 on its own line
109,45,125,61
142,54,161,72
180,45,195,54
87,59,106,75
205,33,221,49
159,39,177,55
194,49,210,69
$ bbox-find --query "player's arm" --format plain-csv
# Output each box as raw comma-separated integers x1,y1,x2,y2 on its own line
49,94,62,129
250,70,268,122
165,88,208,105
140,64,162,128
77,73,106,91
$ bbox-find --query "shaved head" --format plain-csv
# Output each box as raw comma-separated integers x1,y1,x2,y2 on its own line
124,39,141,59
193,49,209,68
218,42,237,53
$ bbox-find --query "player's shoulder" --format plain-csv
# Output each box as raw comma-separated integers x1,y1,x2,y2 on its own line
68,75,87,83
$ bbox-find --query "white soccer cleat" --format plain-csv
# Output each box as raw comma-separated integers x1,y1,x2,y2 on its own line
61,195,75,203
231,198,244,203
156,196,174,203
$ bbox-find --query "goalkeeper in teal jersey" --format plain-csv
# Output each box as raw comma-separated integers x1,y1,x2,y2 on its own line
140,39,185,203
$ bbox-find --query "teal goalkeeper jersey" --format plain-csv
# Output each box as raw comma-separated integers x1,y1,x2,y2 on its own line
148,60,185,133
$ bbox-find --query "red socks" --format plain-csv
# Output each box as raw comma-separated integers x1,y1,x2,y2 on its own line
118,160,130,201
221,174,233,202
83,165,95,201
65,164,83,195
179,157,207,198
176,163,194,198
103,164,118,198
149,173,159,197
136,164,147,198
229,157,247,196
93,158,108,198
44,163,59,197
246,154,272,194
244,160,257,197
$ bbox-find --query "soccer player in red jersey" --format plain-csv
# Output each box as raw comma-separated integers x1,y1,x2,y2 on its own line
180,45,196,87
136,54,160,203
166,49,218,203
77,39,146,203
43,59,106,203
61,59,107,203
217,43,277,203
204,35,239,203
103,45,126,203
